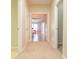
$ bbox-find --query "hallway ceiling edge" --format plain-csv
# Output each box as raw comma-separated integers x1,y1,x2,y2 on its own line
27,0,52,5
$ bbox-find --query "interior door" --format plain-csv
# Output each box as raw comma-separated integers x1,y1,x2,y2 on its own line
57,0,63,52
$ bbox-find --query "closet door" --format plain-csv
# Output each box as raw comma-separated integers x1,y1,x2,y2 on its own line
57,0,63,52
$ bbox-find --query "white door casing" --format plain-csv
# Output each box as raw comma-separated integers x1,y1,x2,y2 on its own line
18,0,26,51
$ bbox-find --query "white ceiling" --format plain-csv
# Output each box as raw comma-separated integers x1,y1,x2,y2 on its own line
28,0,52,5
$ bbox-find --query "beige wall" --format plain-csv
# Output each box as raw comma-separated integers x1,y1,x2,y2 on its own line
30,5,49,12
11,0,18,47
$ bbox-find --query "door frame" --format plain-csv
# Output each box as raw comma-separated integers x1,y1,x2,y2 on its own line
18,0,26,51
29,12,50,42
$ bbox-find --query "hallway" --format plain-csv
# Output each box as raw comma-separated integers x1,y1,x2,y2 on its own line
11,0,67,59
15,41,63,59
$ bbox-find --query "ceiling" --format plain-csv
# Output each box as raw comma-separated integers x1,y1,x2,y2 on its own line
28,0,52,5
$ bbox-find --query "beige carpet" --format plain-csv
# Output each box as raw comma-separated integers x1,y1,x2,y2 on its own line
15,41,64,59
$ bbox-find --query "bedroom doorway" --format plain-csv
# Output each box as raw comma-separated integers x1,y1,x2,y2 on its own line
31,14,48,42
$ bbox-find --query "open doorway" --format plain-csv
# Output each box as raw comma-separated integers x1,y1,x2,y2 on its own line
57,0,63,52
31,14,47,42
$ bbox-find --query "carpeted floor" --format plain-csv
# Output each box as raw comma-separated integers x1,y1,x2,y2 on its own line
14,41,64,59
